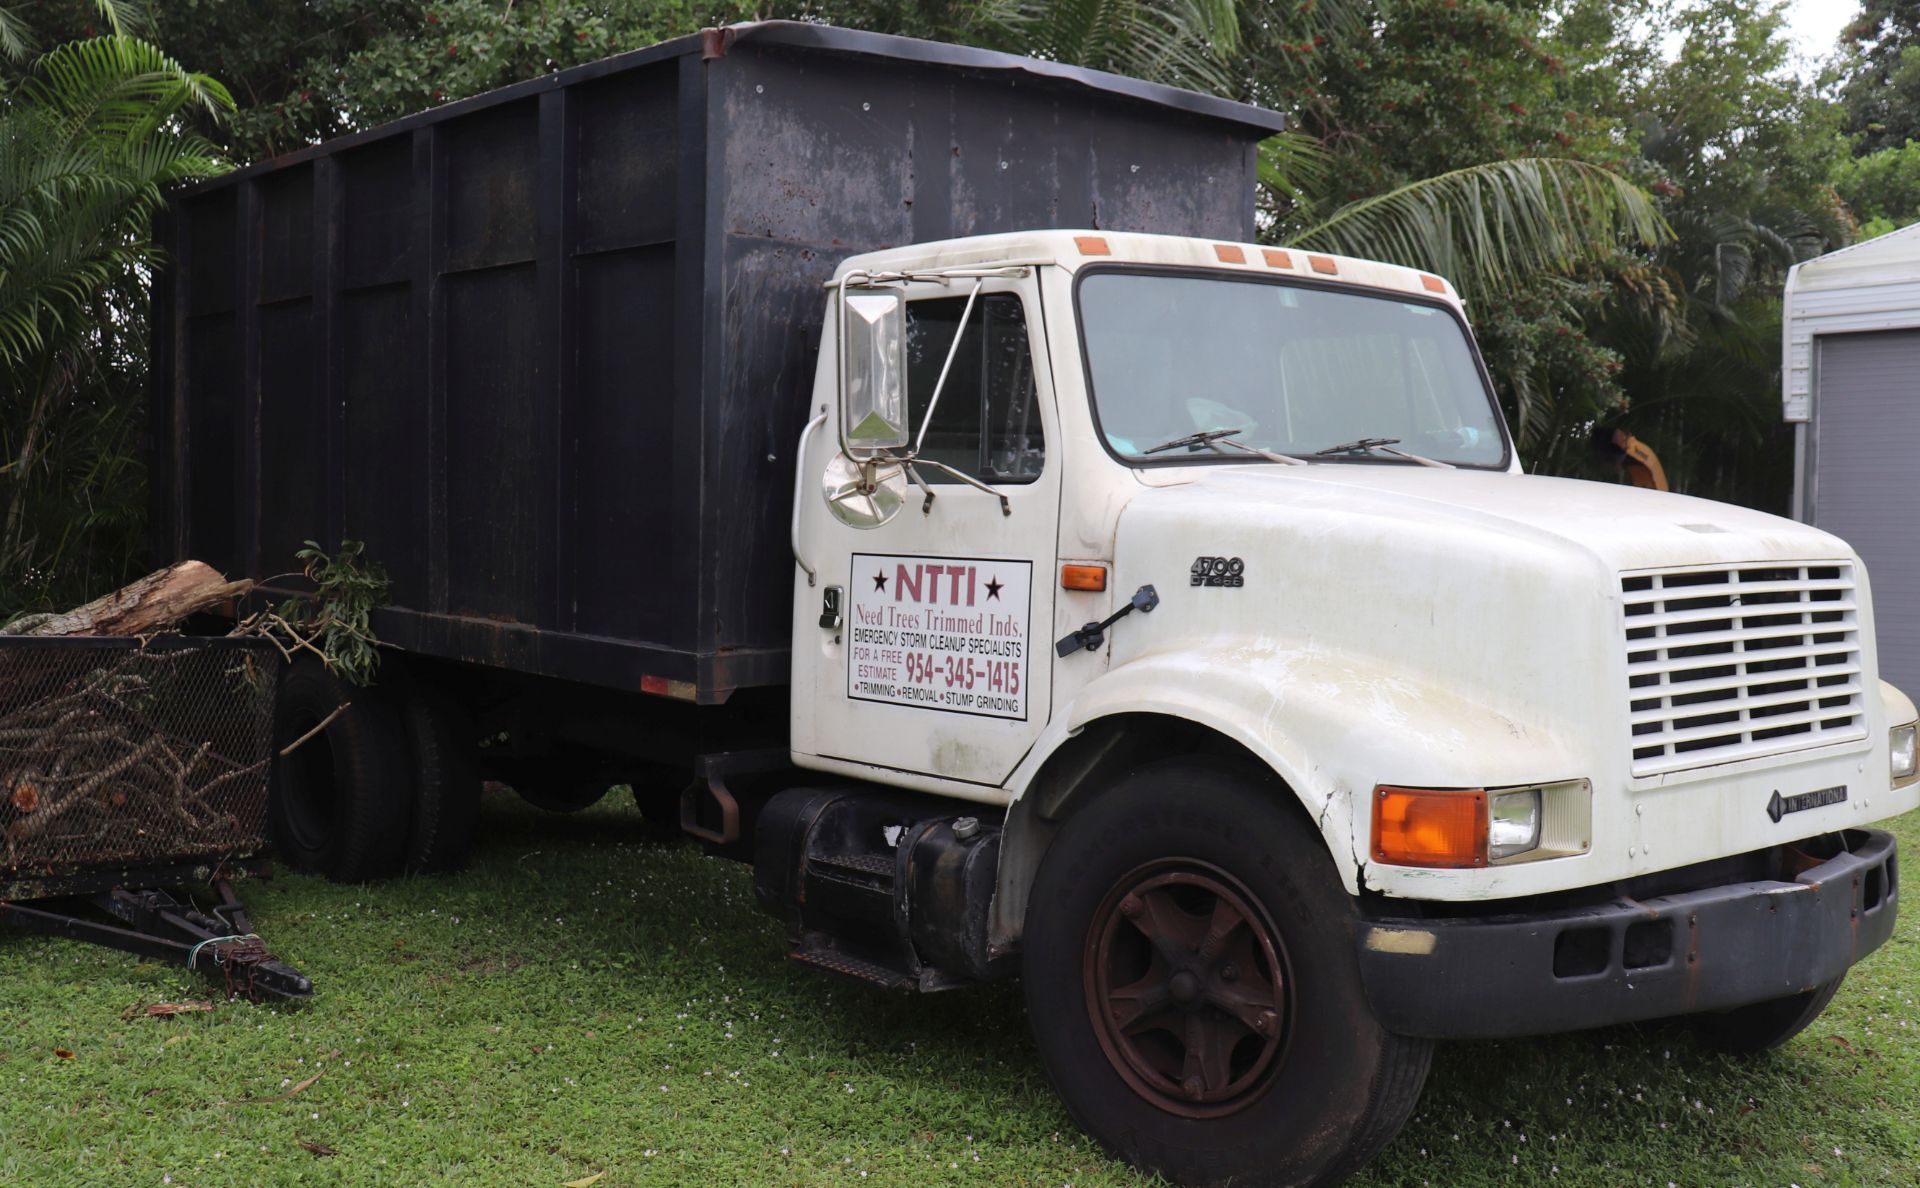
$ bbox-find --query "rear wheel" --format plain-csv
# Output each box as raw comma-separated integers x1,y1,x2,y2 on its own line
397,682,481,874
270,657,411,882
1688,976,1844,1054
1023,758,1430,1188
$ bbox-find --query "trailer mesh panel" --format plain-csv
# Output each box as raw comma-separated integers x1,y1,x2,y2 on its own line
0,638,279,880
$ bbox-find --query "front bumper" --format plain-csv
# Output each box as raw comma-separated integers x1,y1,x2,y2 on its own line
1355,829,1899,1040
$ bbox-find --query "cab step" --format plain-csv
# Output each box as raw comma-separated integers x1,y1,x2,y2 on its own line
789,941,916,991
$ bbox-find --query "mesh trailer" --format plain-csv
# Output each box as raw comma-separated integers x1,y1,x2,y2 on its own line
149,22,1286,705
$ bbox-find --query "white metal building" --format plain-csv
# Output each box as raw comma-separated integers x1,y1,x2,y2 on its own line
1783,223,1920,692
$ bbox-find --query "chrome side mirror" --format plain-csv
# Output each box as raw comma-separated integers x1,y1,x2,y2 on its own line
839,286,908,455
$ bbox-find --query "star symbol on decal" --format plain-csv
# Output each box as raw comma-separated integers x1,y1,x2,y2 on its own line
985,575,1003,600
872,572,887,592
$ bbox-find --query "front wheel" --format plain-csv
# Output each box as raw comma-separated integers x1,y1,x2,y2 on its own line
1023,758,1430,1188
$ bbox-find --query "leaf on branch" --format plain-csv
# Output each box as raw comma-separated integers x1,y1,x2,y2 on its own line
1291,158,1673,303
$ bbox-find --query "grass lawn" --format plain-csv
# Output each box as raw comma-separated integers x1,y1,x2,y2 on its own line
2,788,1916,1187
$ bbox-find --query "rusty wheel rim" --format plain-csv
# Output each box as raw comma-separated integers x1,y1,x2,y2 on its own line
1084,859,1290,1118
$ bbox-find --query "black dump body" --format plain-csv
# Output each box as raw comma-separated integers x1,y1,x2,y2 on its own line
151,22,1284,703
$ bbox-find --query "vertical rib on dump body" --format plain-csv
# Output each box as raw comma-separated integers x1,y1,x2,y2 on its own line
150,21,1286,702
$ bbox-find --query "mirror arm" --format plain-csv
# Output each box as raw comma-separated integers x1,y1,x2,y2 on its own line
912,279,984,458
901,460,938,515
904,457,1011,516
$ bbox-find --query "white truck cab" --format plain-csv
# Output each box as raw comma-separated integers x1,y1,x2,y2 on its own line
782,228,1917,1186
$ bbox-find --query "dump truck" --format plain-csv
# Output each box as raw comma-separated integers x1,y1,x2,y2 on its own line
151,22,1918,1187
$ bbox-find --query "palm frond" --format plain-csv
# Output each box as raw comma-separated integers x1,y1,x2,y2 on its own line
1291,158,1672,301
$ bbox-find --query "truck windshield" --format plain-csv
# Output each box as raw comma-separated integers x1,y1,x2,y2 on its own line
1077,270,1507,468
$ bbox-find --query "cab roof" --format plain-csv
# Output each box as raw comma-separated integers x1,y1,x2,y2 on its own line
837,230,1461,306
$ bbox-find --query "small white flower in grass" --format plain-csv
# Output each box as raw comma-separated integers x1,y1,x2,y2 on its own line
845,1083,854,1093
310,1112,319,1120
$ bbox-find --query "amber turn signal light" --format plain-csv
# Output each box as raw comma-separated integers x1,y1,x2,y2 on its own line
1372,786,1488,868
1060,564,1108,592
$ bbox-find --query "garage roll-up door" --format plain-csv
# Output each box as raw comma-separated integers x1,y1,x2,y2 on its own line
1812,328,1920,694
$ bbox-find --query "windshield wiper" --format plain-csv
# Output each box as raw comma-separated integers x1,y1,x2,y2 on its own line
1142,427,1305,466
1308,437,1453,469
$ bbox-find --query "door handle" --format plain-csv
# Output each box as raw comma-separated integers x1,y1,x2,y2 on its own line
818,585,844,630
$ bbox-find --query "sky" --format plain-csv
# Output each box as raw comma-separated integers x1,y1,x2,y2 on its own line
1782,0,1860,63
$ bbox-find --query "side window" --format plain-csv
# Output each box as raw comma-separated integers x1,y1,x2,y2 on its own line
904,293,1045,483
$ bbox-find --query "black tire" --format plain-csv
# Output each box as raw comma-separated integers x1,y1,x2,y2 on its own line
1023,758,1431,1188
270,657,411,882
1688,976,1844,1054
398,682,481,874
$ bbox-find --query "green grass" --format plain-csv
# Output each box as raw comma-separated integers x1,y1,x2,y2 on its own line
2,790,1917,1187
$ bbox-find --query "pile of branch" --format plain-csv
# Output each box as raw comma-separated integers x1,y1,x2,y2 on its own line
1,561,251,639
0,649,269,871
0,562,267,875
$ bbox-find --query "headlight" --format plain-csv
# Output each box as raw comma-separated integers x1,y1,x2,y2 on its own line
1370,781,1589,867
1487,789,1542,860
1892,722,1918,787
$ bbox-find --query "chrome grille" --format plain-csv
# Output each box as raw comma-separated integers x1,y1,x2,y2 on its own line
1622,563,1865,776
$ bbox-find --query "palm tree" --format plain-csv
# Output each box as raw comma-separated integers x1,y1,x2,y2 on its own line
0,1,232,609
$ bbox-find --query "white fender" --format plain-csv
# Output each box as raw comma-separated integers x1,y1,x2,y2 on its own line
1012,640,1587,894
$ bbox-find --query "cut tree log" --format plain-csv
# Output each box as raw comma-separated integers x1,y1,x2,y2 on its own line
1,561,252,637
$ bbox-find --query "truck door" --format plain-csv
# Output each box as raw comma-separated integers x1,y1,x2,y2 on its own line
791,276,1060,788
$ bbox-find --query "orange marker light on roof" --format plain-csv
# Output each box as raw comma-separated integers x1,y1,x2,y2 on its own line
1420,274,1447,293
1372,786,1488,868
1263,249,1293,269
1060,564,1108,592
1214,244,1246,264
1309,255,1339,275
1075,235,1111,256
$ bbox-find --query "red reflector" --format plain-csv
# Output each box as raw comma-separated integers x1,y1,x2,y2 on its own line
1372,786,1488,868
1214,244,1246,264
1060,564,1107,592
640,674,697,701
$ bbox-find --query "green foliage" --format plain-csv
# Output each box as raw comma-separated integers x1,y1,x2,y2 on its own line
153,0,750,160
239,540,391,687
0,2,233,615
1294,157,1669,303
1837,0,1920,153
1835,139,1920,237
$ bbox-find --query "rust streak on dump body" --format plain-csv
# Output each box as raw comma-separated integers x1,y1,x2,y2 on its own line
701,26,736,59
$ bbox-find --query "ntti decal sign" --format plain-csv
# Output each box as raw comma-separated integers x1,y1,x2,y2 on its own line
847,553,1032,720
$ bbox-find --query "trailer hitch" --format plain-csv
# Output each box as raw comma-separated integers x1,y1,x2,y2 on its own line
0,877,312,1002
1055,584,1159,657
